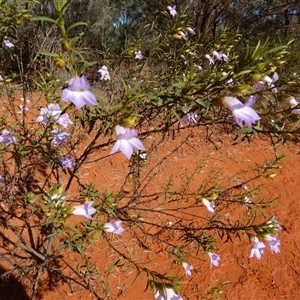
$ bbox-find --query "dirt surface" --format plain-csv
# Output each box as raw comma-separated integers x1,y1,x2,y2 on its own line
42,125,300,300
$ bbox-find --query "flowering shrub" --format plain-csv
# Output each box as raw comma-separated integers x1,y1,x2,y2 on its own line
0,1,298,299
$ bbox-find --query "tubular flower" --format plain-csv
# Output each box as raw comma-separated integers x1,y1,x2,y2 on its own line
208,252,220,268
72,201,96,220
0,130,17,145
110,125,145,159
61,76,97,109
221,96,261,128
249,236,266,260
153,284,183,300
104,220,124,235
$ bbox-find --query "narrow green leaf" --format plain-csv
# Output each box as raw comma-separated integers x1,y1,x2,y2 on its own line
31,16,57,23
38,51,59,57
67,22,87,33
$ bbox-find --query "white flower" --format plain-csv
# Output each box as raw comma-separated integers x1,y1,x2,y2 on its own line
202,198,215,213
135,50,143,60
104,220,124,235
182,262,194,276
98,65,111,81
249,236,266,260
153,285,183,300
72,201,96,220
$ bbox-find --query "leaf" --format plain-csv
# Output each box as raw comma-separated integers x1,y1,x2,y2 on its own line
234,127,254,134
67,22,87,33
30,16,57,23
38,51,59,57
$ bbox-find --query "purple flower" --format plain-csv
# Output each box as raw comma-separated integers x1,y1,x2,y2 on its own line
264,234,280,254
50,128,71,147
18,105,29,114
0,175,5,183
208,252,220,268
104,220,124,235
202,198,215,213
254,72,279,93
249,236,266,260
286,96,300,115
0,130,17,145
97,65,111,81
72,201,96,220
110,125,145,159
61,76,98,109
182,262,194,276
60,154,76,169
153,284,183,300
167,5,177,17
180,112,198,127
135,50,143,60
222,96,261,128
57,113,73,128
3,39,14,48
36,104,73,128
186,27,196,35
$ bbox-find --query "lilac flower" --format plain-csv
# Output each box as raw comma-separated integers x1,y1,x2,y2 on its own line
286,96,300,115
36,103,73,128
72,201,96,220
18,105,29,114
110,125,145,159
36,104,62,125
249,236,266,260
205,54,215,65
50,128,71,147
208,252,220,268
3,39,14,48
186,27,196,35
153,285,183,300
202,198,215,213
182,262,194,276
57,113,73,128
264,234,281,254
97,65,111,81
60,154,76,169
178,31,188,40
104,220,124,235
167,5,177,17
221,96,261,128
61,76,98,109
0,175,5,183
135,50,143,60
0,130,17,145
255,72,279,93
243,196,253,210
180,112,198,127
212,50,229,62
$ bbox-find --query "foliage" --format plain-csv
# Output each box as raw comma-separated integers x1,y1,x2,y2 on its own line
0,1,297,299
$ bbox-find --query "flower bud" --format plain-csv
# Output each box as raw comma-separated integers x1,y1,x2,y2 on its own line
54,57,66,69
61,40,71,52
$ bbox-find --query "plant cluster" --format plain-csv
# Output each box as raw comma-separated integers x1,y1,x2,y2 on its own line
0,1,298,299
